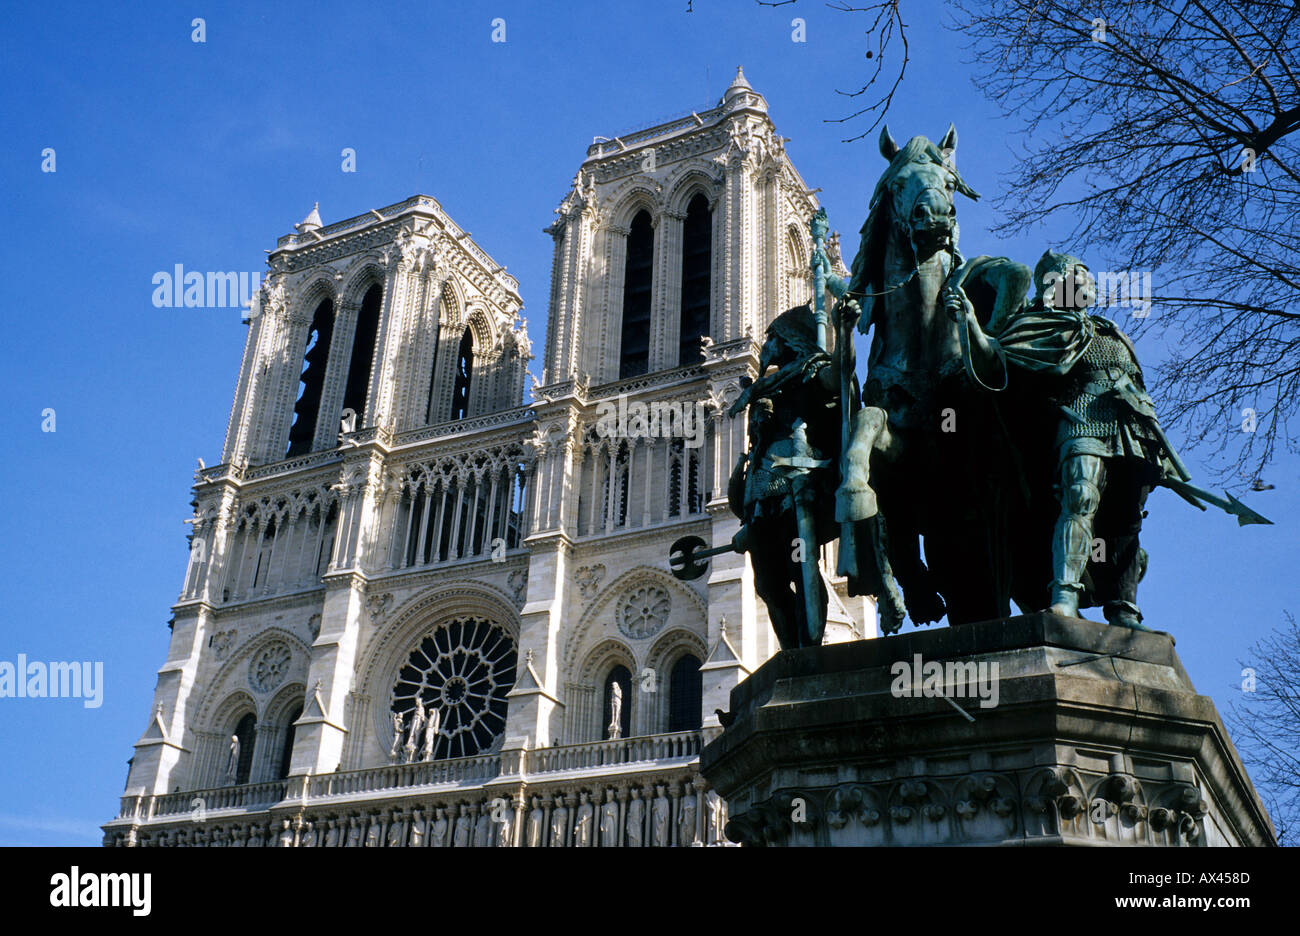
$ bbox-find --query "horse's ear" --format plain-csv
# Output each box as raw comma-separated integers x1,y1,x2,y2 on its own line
879,125,900,161
939,123,957,153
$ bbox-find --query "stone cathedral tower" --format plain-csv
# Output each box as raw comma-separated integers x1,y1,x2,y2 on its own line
105,69,873,849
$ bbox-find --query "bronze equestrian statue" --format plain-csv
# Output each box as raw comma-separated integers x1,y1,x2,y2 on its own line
671,124,1270,650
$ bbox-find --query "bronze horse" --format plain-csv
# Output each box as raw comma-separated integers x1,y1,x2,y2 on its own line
674,125,1034,639
833,124,1025,629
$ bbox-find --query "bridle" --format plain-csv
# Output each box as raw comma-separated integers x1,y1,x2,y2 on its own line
858,180,956,300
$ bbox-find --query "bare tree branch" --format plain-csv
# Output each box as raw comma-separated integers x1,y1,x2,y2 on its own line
1224,610,1300,845
752,0,910,140
948,0,1300,482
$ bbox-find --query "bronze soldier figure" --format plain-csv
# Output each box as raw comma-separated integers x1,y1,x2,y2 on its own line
725,306,841,649
948,251,1181,629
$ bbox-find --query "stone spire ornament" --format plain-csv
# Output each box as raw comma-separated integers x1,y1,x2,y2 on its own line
295,202,322,234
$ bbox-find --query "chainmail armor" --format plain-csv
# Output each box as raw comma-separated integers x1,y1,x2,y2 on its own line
1057,333,1140,441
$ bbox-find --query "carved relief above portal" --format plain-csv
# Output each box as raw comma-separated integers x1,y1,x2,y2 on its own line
575,564,606,600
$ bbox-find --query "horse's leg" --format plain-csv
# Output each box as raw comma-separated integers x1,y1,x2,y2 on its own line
836,405,893,523
859,513,907,634
871,449,946,626
923,493,1009,625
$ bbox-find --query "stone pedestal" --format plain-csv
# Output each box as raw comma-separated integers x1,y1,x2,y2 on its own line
700,614,1275,846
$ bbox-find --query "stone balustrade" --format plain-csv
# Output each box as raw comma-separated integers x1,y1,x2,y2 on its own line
308,753,502,797
108,731,729,846
150,780,289,818
527,730,700,773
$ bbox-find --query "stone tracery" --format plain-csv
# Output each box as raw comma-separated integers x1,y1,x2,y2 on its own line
390,616,517,760
618,583,671,639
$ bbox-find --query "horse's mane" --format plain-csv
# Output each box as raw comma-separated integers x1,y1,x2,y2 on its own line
845,136,979,305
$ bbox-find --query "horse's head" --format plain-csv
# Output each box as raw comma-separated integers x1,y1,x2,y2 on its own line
874,123,978,261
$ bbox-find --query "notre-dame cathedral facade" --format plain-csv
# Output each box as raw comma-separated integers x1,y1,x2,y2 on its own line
104,69,874,848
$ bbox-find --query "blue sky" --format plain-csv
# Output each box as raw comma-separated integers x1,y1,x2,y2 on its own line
0,0,1293,845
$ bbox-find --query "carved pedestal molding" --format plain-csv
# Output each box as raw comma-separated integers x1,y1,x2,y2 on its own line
702,614,1275,847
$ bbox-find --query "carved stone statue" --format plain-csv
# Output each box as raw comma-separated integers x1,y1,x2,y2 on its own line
278,818,295,847
422,705,441,761
453,804,472,848
364,814,382,847
324,819,339,848
574,791,594,847
409,808,424,848
388,711,405,763
247,823,265,848
225,734,240,784
474,802,492,848
678,782,699,846
651,785,670,847
387,809,406,847
301,820,317,847
600,789,619,846
550,794,569,847
527,797,544,848
346,815,362,847
431,807,450,847
707,790,727,845
626,789,644,847
404,698,426,764
495,801,514,848
607,681,623,740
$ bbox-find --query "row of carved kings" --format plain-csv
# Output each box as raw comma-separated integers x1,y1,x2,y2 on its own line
725,769,1211,847
108,779,733,848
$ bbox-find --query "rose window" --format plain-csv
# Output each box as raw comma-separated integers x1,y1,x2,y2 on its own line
390,616,517,760
618,584,671,639
249,642,291,693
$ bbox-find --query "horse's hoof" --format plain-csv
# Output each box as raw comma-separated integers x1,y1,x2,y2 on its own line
904,590,946,625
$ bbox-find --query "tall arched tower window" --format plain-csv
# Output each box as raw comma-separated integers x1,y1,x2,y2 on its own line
679,193,712,366
668,654,703,732
619,210,654,379
277,704,302,780
449,327,473,420
232,713,256,785
786,229,810,308
286,298,334,457
342,283,382,425
424,335,441,424
602,665,633,740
